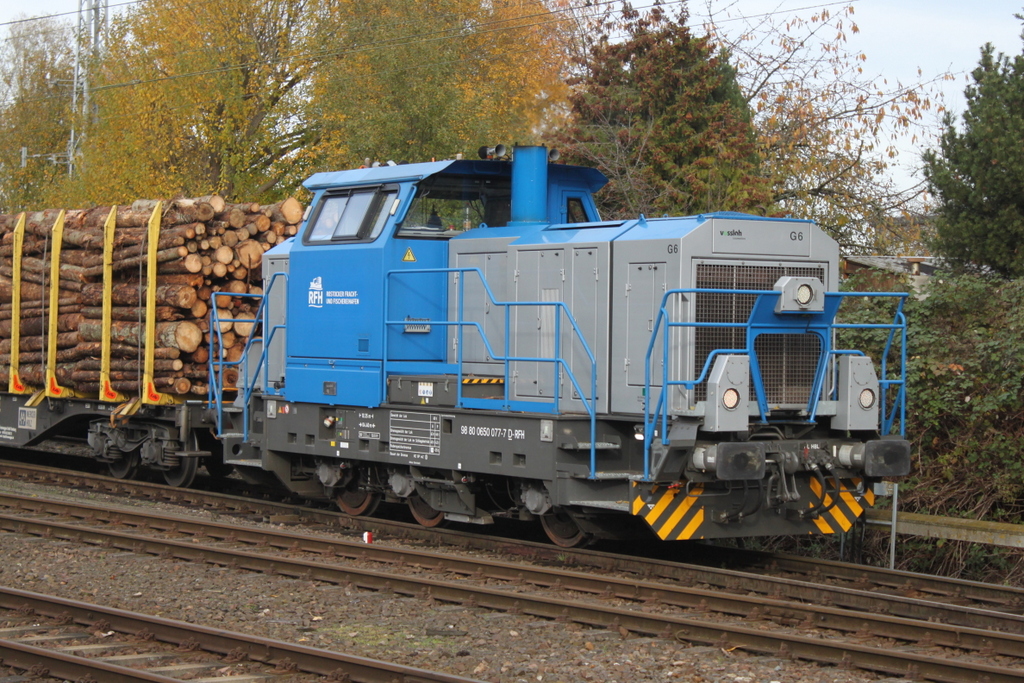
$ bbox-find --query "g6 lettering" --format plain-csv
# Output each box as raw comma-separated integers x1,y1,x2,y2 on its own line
790,231,804,241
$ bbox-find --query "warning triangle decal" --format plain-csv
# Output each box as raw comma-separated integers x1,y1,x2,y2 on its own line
402,248,416,262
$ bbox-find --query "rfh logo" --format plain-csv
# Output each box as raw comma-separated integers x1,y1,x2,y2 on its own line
308,276,323,308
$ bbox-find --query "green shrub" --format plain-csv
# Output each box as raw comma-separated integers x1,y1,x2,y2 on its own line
901,274,1024,522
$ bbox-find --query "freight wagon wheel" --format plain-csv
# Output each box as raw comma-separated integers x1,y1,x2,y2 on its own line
336,488,382,517
163,456,199,488
541,508,588,548
408,494,445,528
107,449,140,480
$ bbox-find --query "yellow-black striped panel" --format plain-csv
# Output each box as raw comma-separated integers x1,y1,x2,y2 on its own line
632,476,877,540
631,483,706,540
462,378,504,384
807,477,874,534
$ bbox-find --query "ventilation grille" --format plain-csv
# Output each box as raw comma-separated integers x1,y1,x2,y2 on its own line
694,263,825,404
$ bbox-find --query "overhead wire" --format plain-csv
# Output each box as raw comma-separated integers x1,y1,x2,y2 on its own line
0,0,192,28
0,0,859,29
0,0,906,122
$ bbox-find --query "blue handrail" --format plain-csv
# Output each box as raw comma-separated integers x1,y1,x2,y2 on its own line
641,288,908,481
208,271,288,438
383,267,601,477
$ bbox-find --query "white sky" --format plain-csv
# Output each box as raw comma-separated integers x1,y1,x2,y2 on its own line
0,0,1021,189
701,0,1022,113
697,0,1024,189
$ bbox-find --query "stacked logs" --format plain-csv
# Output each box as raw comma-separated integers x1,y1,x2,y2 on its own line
0,194,303,397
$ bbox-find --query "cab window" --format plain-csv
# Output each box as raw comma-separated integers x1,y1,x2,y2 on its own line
397,174,511,238
566,197,588,223
305,186,399,244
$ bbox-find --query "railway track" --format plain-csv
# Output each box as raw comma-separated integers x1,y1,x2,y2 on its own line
4,457,1023,618
1,465,1024,681
0,585,482,682
0,488,1019,636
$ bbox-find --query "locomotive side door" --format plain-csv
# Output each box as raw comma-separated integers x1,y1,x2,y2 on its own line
624,261,667,390
383,233,449,365
392,171,513,370
512,247,565,401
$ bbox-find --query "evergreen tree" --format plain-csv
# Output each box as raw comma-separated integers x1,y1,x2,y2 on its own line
549,5,771,219
923,32,1024,276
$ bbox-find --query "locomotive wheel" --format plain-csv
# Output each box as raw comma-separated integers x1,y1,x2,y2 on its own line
408,494,445,528
541,508,589,548
336,488,382,517
107,449,140,480
163,457,199,488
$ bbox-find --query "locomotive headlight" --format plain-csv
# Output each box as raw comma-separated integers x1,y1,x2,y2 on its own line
796,283,814,306
721,387,741,410
634,425,645,441
859,388,876,409
774,276,825,313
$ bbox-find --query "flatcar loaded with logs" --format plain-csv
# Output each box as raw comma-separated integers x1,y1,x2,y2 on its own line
0,194,302,485
0,146,911,546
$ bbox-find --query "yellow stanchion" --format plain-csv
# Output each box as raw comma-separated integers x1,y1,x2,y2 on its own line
141,202,180,406
7,212,35,395
45,210,89,399
99,206,127,402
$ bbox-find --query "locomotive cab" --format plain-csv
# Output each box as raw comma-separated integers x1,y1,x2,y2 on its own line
272,156,604,409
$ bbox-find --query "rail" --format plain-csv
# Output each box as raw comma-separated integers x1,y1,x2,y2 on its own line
383,267,601,477
642,288,908,480
208,271,288,438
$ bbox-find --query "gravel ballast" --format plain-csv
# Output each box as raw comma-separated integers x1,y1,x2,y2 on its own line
0,475,898,682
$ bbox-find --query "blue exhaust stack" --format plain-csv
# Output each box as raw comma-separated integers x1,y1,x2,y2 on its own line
510,145,549,224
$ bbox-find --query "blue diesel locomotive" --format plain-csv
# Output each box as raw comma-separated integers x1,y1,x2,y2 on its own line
2,145,911,546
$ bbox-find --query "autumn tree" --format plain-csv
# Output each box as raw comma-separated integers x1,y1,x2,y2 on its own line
37,0,568,204
922,37,1024,276
0,18,75,211
312,0,568,166
703,4,938,253
69,0,330,204
550,5,771,219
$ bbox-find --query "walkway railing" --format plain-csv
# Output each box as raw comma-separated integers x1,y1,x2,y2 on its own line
642,288,908,480
384,267,602,477
208,271,288,438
